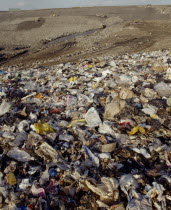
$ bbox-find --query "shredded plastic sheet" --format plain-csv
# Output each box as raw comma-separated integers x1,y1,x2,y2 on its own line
34,93,44,99
101,143,116,153
145,182,167,210
68,77,77,82
31,182,46,198
7,148,32,162
67,119,86,128
120,174,139,201
86,177,119,202
0,100,11,116
131,147,151,158
126,198,153,210
6,172,17,186
19,107,27,117
19,178,31,190
85,107,102,127
33,121,54,134
129,126,146,135
83,145,99,167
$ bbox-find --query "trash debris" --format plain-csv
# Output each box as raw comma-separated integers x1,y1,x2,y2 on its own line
83,145,100,167
0,100,11,116
5,172,17,186
7,148,32,162
119,88,134,100
31,181,46,198
86,177,119,203
0,49,171,209
120,174,139,201
101,143,116,153
34,93,44,99
85,107,102,127
154,81,171,97
67,119,86,128
104,99,126,120
33,121,54,134
19,178,31,190
129,126,146,135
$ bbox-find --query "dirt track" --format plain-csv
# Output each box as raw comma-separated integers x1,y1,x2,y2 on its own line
1,5,171,67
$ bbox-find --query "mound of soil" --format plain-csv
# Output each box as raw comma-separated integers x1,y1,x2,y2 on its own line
17,18,45,31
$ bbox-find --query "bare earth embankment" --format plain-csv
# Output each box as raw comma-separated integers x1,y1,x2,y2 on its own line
0,5,171,67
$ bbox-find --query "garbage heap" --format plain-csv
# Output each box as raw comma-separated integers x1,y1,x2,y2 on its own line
0,50,171,210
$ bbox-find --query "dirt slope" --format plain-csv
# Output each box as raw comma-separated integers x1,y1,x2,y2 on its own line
0,5,171,67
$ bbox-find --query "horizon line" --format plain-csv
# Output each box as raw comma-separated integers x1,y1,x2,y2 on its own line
0,4,170,12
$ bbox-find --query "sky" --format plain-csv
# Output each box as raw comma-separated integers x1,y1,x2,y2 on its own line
0,0,170,11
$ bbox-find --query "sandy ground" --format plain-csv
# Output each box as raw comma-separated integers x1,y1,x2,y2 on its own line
1,5,171,67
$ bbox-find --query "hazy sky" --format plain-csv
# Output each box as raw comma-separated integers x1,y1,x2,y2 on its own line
0,0,170,11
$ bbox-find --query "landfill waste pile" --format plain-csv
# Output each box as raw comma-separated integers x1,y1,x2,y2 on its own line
0,49,171,210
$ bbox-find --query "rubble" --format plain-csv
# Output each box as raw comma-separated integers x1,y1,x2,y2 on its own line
0,49,171,209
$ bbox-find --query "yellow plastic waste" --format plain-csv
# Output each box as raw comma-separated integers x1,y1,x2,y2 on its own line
87,64,93,68
129,126,146,136
34,93,44,99
68,77,77,82
91,84,97,88
34,121,54,134
6,172,17,186
150,115,156,119
67,119,86,128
